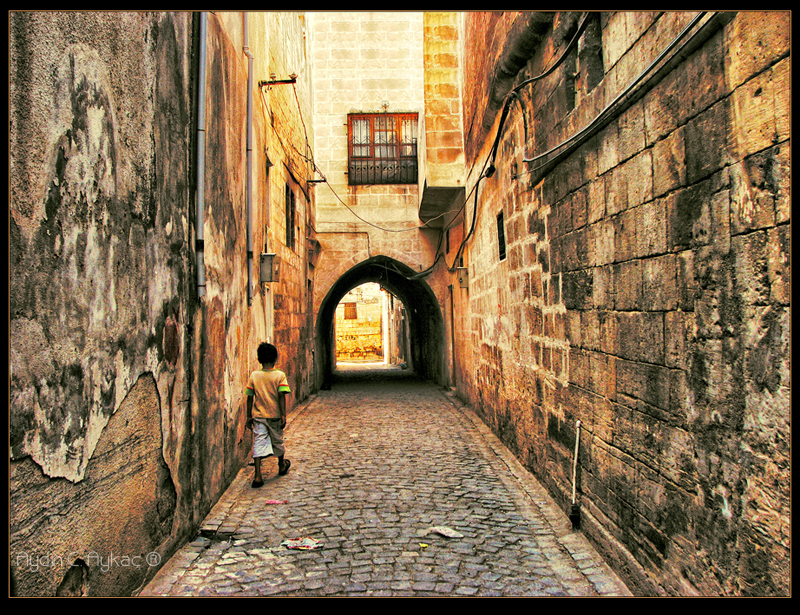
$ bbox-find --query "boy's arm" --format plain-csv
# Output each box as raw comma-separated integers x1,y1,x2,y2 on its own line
278,391,287,429
278,376,291,428
245,374,256,430
246,393,254,429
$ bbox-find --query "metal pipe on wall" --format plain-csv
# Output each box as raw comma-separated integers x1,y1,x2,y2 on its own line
196,12,208,299
244,12,255,305
570,419,582,529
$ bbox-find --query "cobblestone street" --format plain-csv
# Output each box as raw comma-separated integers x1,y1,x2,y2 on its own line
141,365,632,597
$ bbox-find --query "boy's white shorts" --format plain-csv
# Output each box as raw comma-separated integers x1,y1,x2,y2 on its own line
252,420,274,459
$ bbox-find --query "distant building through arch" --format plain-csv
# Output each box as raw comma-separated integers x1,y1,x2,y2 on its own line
315,256,445,390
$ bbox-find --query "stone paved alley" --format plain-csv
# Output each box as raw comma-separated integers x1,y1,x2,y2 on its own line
140,365,632,597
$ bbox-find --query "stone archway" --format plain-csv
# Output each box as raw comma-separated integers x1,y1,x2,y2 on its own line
315,256,445,389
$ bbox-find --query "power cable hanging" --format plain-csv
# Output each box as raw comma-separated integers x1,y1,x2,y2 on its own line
294,12,602,280
442,11,712,277
293,15,593,252
437,12,591,278
518,12,708,175
485,12,591,173
321,12,592,280
324,11,715,284
315,152,475,236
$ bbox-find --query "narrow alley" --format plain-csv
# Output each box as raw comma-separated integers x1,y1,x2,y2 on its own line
140,366,631,597
11,11,790,597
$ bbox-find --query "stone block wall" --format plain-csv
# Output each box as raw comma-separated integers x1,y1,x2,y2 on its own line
457,11,790,596
310,11,424,226
422,12,466,183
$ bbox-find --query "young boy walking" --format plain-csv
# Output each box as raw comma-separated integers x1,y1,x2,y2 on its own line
245,342,292,488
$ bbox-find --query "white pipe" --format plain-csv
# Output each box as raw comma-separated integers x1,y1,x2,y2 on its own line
571,419,582,505
196,12,208,299
244,13,255,305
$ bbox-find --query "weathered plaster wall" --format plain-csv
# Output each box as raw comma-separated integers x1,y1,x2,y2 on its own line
10,11,317,596
457,11,790,596
10,12,196,596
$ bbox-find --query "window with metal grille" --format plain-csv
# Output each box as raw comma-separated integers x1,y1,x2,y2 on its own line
348,113,418,185
285,184,296,250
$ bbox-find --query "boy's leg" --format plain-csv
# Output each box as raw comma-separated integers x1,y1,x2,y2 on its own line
266,419,290,475
251,420,273,487
253,457,264,487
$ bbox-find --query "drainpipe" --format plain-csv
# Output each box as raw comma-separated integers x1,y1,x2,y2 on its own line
244,12,255,305
570,419,582,529
196,12,208,299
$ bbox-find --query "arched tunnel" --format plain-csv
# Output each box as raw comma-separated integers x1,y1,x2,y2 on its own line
315,255,445,389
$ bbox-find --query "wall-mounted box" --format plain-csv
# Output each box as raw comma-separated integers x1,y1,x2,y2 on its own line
456,267,469,289
260,253,281,283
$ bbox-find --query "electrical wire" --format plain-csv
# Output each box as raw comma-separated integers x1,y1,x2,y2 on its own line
296,11,592,280
268,11,703,284
316,174,425,234
442,10,710,281
270,15,592,252
483,12,590,171
519,11,708,172
436,12,591,278
512,13,590,93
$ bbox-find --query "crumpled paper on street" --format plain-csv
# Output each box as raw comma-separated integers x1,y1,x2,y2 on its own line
421,526,464,538
280,537,323,550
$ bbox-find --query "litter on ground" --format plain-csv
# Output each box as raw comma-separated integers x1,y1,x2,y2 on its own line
280,537,323,550
421,526,464,539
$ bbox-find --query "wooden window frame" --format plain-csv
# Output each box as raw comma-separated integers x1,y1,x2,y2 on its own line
347,112,418,185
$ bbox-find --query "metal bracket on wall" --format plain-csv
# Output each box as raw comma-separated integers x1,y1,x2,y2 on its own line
259,74,297,88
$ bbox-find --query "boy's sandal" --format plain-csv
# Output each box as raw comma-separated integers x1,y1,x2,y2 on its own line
278,460,291,476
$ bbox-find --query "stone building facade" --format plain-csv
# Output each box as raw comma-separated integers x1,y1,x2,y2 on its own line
335,283,385,362
308,12,448,389
10,11,317,596
451,11,791,596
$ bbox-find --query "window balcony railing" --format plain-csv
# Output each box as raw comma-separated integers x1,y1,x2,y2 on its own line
348,113,418,185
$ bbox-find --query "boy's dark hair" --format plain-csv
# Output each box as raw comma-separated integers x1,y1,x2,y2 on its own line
257,342,278,365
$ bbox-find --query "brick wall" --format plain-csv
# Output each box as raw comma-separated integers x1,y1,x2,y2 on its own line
457,11,790,596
